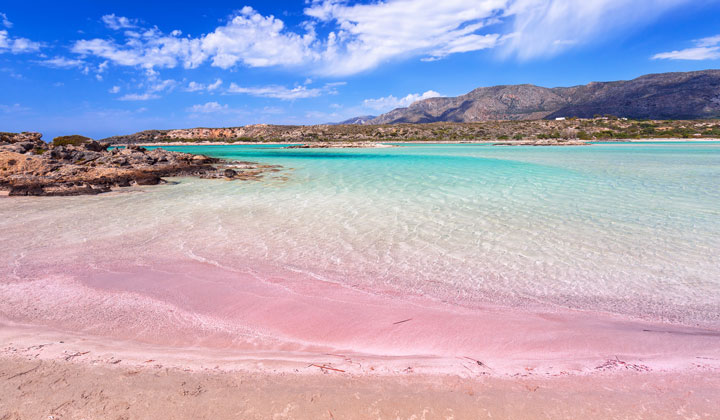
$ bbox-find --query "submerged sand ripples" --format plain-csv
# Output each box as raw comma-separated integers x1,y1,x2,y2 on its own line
1,143,719,329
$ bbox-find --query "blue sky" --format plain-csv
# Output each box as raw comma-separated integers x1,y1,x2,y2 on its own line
1,0,720,140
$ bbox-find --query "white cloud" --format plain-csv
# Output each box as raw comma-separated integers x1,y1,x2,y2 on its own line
72,29,205,70
363,90,441,112
71,1,691,76
227,83,325,100
200,6,317,69
102,14,138,30
652,35,720,60
148,79,177,92
0,29,41,54
185,81,205,92
184,78,223,92
207,78,222,91
501,0,690,60
304,0,504,74
118,93,160,101
109,86,121,94
1,12,12,28
187,101,228,113
36,56,85,68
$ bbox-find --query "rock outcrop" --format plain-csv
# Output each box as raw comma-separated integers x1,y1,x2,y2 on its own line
0,132,281,196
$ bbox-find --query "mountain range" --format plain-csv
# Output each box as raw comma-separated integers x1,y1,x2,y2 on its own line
357,70,720,124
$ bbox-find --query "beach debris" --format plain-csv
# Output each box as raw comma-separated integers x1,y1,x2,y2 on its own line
393,318,413,325
594,356,650,372
64,351,90,361
463,356,493,371
308,363,345,373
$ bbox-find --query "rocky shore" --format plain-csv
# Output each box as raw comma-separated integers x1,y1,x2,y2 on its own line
0,132,280,196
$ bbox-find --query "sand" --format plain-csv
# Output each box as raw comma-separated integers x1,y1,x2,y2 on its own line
1,324,719,419
2,352,718,419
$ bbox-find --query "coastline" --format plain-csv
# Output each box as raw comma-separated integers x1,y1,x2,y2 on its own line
3,141,719,418
132,138,720,147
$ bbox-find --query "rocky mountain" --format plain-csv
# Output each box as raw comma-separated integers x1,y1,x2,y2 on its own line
336,115,377,125
366,70,720,124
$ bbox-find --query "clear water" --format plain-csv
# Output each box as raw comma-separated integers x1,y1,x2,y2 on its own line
2,143,719,327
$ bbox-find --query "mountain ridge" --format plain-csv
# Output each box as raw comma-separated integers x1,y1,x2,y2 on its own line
361,70,720,124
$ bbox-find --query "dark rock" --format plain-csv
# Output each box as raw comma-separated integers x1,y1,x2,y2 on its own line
115,177,131,187
84,141,108,152
9,184,45,196
133,173,163,185
223,169,237,178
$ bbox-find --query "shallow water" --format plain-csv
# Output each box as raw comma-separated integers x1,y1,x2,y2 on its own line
3,143,720,323
1,142,720,364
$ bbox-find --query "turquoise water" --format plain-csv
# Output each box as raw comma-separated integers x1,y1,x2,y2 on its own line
2,142,719,328
142,142,720,326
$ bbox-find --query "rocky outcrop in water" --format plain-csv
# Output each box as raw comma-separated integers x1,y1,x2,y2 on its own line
0,132,280,196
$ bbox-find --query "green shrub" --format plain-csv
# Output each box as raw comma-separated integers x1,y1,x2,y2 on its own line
512,134,524,140
53,135,92,147
577,131,592,140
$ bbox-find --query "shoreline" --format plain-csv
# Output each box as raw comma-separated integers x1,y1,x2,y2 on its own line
2,256,718,379
131,138,720,147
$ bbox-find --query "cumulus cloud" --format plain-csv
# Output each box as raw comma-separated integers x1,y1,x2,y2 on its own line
72,30,205,70
187,101,228,113
363,90,441,112
652,35,720,60
109,86,121,94
68,1,690,75
102,14,138,30
0,29,41,54
184,78,223,92
201,6,317,69
0,13,41,54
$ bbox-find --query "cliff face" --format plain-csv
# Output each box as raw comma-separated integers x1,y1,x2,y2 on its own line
368,70,720,124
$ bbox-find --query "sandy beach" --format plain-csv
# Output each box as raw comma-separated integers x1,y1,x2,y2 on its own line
2,325,719,420
3,141,720,418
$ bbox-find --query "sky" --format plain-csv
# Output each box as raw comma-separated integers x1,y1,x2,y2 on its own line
1,0,720,140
